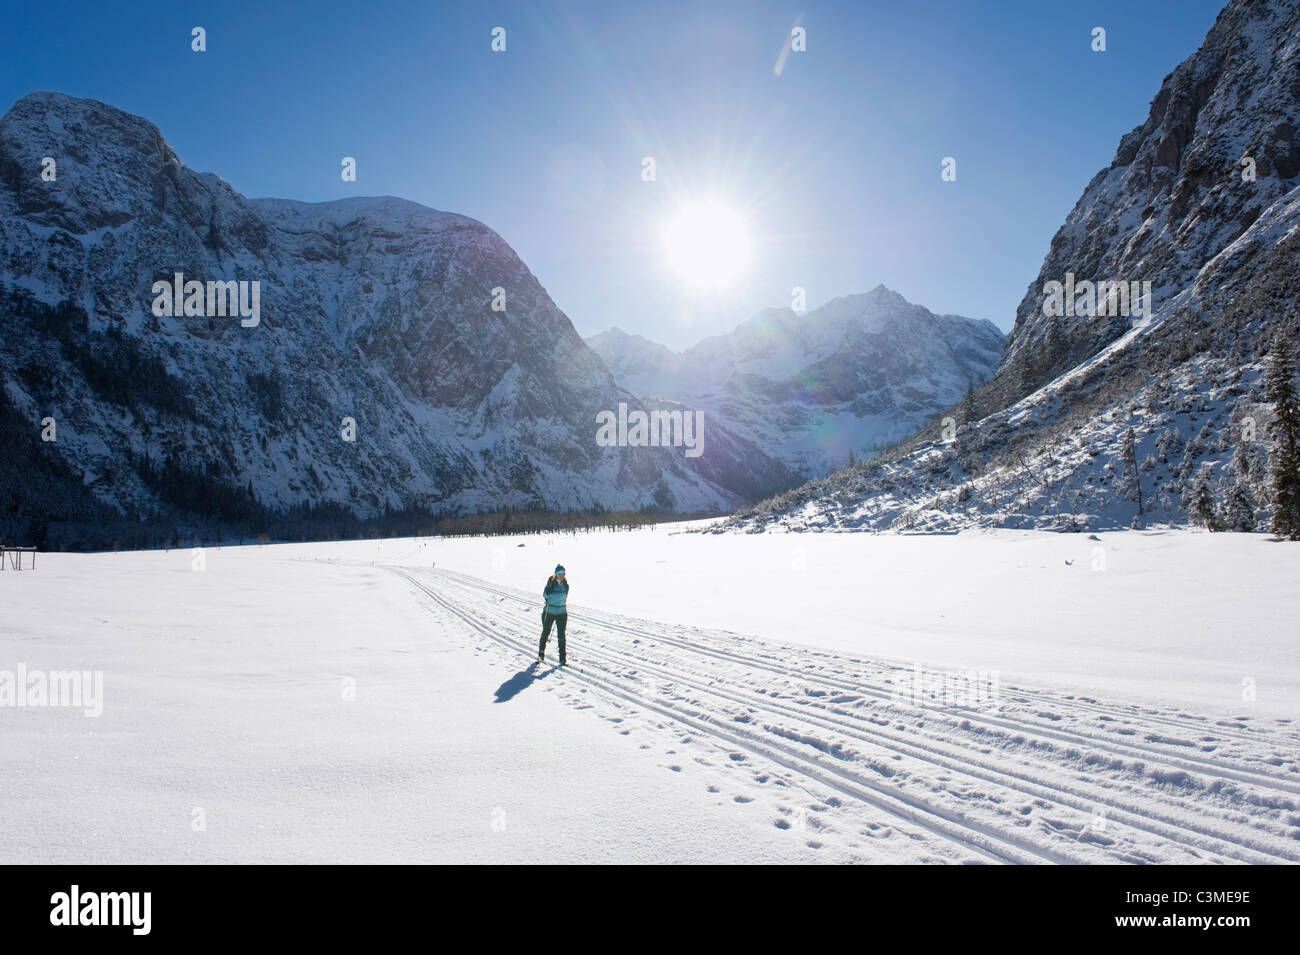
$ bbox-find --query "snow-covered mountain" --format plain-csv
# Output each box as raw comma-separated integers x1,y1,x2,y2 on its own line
0,92,802,547
718,0,1300,534
588,287,1004,477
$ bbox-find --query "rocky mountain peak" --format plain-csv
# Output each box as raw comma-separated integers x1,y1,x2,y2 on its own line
0,93,804,546
1003,0,1300,384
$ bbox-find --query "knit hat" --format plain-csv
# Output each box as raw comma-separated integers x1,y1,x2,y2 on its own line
554,564,566,574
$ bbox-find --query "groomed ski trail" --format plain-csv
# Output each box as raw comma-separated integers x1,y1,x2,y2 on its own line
393,566,1300,865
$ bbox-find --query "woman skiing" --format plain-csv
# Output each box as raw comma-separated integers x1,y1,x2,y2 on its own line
538,564,569,666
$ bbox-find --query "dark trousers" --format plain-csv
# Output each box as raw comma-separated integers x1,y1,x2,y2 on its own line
540,611,567,663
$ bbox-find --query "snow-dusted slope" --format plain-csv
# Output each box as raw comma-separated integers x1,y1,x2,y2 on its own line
719,0,1300,534
0,93,800,547
589,286,1004,477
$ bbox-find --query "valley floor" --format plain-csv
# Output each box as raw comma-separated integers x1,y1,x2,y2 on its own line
1,526,1296,863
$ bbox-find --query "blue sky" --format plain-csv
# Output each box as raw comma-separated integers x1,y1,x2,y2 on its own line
2,0,1226,349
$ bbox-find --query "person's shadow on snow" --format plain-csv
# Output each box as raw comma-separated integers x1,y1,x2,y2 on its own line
494,662,553,703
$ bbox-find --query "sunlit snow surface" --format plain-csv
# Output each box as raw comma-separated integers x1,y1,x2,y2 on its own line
2,524,1296,864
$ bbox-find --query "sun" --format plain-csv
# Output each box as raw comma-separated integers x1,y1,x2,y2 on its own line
662,201,751,290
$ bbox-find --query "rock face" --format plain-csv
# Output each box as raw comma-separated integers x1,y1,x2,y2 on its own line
588,286,1004,478
1002,0,1300,387
0,92,802,546
718,0,1300,534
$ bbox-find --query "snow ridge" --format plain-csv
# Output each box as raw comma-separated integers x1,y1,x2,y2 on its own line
589,285,1004,478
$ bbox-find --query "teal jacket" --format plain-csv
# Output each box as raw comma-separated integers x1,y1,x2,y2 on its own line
543,577,569,615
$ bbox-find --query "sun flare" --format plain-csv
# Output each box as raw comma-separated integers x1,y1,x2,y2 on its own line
662,201,751,290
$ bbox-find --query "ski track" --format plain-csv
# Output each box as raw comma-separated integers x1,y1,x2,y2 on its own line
388,565,1300,865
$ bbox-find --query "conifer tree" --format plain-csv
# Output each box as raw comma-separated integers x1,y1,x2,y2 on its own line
1265,335,1300,540
961,385,977,425
1223,439,1257,532
1222,483,1256,532
1190,466,1219,531
1118,427,1143,517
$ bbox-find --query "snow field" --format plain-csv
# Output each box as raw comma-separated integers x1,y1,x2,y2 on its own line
2,524,1296,863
